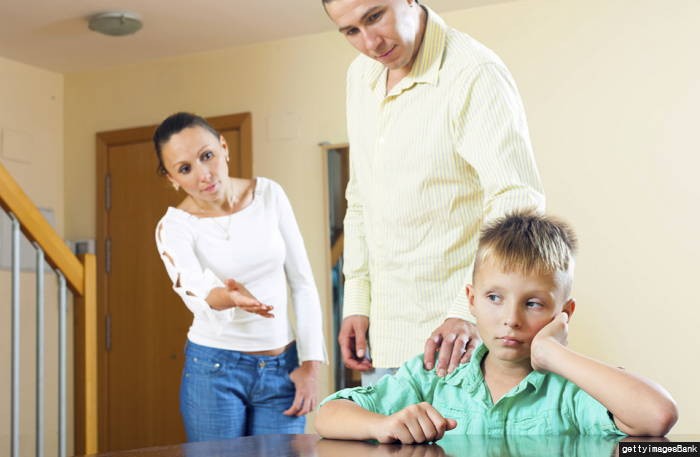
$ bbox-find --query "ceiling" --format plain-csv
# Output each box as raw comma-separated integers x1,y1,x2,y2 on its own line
0,0,512,74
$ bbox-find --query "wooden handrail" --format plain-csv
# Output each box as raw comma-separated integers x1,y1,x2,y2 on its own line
0,162,84,295
0,160,98,454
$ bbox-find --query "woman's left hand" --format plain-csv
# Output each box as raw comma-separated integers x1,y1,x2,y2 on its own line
283,360,321,417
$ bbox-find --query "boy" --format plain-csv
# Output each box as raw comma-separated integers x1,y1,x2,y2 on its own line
315,211,678,443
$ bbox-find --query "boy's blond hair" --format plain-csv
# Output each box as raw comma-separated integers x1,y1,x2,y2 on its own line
474,210,578,288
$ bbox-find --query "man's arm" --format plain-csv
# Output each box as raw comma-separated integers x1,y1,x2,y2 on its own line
532,313,678,436
315,399,456,444
424,63,545,375
340,143,373,369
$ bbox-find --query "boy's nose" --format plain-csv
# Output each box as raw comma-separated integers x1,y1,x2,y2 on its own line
503,306,521,328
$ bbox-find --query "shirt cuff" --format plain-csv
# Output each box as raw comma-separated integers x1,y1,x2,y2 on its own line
342,278,371,317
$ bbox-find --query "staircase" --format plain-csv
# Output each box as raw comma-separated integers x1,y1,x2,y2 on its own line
0,161,97,457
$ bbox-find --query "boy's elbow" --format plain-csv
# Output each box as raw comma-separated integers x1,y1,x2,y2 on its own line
624,399,679,437
651,401,679,436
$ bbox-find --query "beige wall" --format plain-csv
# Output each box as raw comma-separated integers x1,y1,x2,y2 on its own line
58,0,700,437
448,0,700,433
0,56,68,456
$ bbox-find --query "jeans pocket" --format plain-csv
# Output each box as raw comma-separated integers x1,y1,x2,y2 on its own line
185,355,224,376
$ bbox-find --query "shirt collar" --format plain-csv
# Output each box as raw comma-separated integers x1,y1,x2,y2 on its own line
444,342,547,395
364,5,447,97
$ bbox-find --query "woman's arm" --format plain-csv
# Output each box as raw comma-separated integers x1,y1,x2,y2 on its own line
273,180,327,362
205,279,274,317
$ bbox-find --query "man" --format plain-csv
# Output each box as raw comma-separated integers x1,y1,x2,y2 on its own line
323,0,545,384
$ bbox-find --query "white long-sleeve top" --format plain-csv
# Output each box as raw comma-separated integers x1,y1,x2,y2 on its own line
155,177,327,363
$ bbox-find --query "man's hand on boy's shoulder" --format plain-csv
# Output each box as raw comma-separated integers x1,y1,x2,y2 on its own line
531,312,570,373
423,319,481,377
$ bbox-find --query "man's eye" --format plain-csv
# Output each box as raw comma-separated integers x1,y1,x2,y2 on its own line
178,164,191,174
367,12,382,23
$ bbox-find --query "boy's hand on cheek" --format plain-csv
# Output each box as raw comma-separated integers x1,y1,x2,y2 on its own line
531,312,569,372
376,402,457,444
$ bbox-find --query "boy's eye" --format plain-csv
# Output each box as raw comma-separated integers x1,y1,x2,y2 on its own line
178,164,191,174
201,150,214,161
487,294,501,303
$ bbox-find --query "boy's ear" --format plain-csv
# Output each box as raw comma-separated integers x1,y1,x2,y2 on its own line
466,285,476,313
562,298,576,321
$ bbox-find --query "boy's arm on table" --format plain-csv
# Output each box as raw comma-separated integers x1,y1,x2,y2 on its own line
315,399,456,444
531,313,678,436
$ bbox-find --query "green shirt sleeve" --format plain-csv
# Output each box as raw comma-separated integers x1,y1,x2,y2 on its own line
570,384,626,436
319,355,440,415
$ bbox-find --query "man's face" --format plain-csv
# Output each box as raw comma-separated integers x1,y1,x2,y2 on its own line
325,0,423,73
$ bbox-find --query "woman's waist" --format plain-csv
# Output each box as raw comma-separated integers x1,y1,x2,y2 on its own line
244,341,293,356
187,318,294,354
185,338,298,367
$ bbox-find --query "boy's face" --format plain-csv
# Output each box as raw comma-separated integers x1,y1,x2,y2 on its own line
467,259,574,365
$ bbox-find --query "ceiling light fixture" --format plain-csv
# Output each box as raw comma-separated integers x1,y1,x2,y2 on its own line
88,11,143,37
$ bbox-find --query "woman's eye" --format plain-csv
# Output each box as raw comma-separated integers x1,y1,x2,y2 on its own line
345,27,359,36
526,301,543,309
178,164,191,174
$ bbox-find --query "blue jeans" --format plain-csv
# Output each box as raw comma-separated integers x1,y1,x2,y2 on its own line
180,340,304,442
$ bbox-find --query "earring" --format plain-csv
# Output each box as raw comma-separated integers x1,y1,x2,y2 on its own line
172,182,180,191
225,156,230,163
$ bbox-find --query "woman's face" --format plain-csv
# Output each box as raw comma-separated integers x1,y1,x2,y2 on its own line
160,126,230,203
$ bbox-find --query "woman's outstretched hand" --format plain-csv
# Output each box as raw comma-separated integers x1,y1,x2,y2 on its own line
224,279,275,318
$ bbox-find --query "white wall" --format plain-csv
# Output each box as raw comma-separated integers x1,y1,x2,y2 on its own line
0,55,68,457
449,0,700,433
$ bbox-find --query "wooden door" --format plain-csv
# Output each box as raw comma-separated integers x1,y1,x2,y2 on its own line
95,114,251,451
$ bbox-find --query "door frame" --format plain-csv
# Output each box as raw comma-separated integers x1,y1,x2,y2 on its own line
93,112,251,451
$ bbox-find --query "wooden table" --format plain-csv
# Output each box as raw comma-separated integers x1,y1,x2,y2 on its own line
79,434,699,457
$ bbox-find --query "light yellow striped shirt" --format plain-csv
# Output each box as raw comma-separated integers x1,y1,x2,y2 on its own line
342,6,545,368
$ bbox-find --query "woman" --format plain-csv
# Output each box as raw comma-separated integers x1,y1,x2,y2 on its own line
153,112,326,441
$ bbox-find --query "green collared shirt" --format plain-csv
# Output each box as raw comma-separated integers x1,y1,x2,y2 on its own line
321,343,624,436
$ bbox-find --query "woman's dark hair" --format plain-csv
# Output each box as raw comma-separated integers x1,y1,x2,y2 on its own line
153,112,220,176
